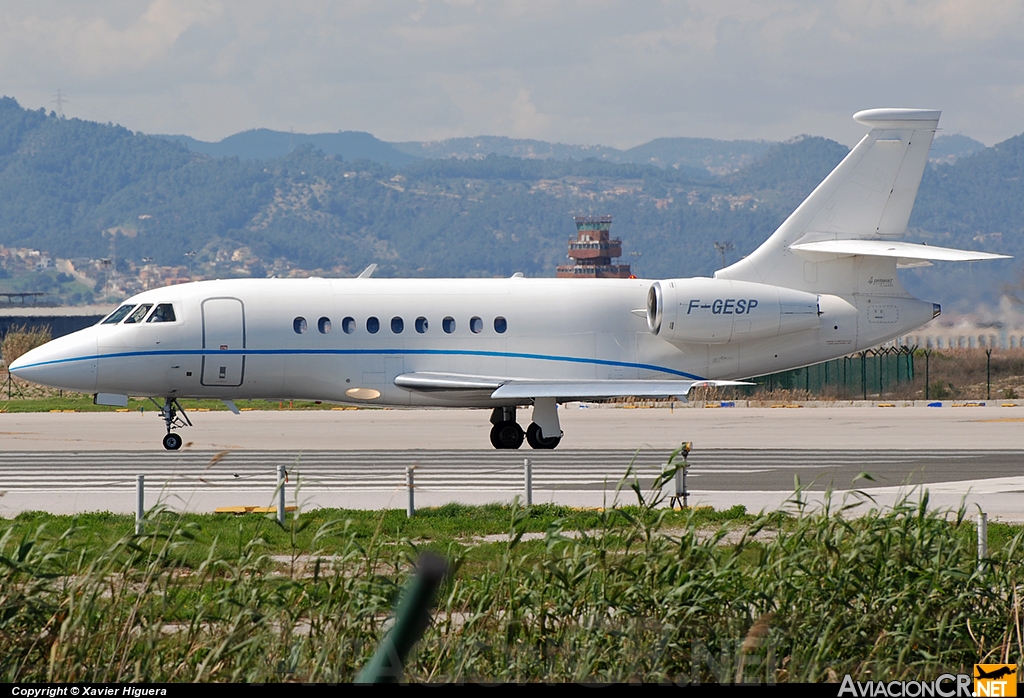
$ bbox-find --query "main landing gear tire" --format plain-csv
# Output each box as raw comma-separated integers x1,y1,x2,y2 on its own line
162,433,183,451
490,421,525,450
526,422,561,450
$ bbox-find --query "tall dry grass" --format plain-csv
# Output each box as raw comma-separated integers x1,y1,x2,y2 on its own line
916,348,1024,400
1,324,51,366
1,485,1020,682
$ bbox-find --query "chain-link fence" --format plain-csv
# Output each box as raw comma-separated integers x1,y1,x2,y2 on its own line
749,346,916,399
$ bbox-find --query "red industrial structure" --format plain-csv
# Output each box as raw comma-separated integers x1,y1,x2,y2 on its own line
555,215,632,278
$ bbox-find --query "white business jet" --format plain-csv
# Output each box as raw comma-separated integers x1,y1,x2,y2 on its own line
9,109,1009,450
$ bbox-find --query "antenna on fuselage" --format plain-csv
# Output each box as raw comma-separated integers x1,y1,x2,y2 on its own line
357,263,377,279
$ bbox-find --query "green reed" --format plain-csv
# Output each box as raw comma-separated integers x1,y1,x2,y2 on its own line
0,482,1020,682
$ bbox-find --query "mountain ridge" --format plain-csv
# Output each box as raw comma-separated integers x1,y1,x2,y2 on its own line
0,96,1018,311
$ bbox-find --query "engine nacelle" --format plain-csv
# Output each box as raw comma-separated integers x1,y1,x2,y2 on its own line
647,277,821,344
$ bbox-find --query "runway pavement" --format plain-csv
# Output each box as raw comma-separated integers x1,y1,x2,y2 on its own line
1,404,1022,519
1,449,1022,520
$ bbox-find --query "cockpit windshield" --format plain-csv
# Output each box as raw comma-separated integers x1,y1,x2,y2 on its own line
147,303,176,323
101,305,135,324
123,304,153,324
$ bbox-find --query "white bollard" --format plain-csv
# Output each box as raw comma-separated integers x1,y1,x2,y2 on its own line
524,458,533,507
277,464,286,526
407,466,415,518
135,475,145,535
977,512,988,569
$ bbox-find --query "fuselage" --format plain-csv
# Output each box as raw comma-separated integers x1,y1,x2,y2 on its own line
6,108,1006,452
10,275,936,407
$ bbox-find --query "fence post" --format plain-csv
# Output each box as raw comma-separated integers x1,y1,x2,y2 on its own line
977,512,988,571
877,351,883,394
407,466,415,518
986,348,992,400
669,443,692,509
524,458,533,507
924,350,931,400
277,464,286,526
135,475,145,535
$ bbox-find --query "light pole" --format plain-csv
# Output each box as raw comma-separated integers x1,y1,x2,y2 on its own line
141,257,153,290
629,251,642,278
100,258,111,297
185,251,196,281
714,241,735,269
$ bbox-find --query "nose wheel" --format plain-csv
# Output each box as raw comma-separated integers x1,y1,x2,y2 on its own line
162,433,183,451
152,397,192,450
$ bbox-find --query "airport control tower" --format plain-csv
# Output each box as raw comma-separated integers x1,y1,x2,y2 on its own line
555,215,632,278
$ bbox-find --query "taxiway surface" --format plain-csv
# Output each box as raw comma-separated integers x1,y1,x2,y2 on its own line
1,404,1022,519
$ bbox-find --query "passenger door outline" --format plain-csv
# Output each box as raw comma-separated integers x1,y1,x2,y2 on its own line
201,297,246,387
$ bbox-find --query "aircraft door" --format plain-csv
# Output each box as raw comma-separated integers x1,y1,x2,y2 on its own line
201,297,246,387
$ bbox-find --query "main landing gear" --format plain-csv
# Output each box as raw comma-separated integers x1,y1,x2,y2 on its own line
489,406,525,449
489,400,562,450
152,397,192,450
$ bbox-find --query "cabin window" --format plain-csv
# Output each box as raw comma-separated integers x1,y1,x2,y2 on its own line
147,304,176,323
123,304,153,324
442,316,456,334
415,317,428,333
318,316,331,334
470,316,483,334
102,305,135,324
391,316,404,334
494,316,507,333
366,316,380,334
293,317,307,334
342,316,356,334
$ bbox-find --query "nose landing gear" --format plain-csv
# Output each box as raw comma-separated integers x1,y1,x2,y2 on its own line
151,397,192,450
162,432,183,451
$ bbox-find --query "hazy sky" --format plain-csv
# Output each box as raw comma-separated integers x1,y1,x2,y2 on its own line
2,0,1023,148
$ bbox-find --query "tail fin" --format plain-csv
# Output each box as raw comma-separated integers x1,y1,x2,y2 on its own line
716,108,940,296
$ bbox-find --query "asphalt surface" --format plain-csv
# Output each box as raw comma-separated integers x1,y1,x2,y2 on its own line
3,448,1022,491
1,405,1022,518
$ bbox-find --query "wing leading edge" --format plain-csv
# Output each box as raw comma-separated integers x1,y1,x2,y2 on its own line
394,372,751,401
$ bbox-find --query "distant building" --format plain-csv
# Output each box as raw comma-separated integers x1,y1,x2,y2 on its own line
556,215,632,278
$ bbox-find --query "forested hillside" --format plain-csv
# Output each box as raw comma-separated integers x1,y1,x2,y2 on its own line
0,96,1019,308
160,129,418,166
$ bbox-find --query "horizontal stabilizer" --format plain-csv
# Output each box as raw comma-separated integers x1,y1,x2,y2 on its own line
789,239,1011,262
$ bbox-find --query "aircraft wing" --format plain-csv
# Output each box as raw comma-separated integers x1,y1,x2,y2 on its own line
491,379,752,400
395,372,751,400
393,372,504,391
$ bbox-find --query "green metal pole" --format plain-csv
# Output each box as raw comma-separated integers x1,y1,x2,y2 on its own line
356,553,450,684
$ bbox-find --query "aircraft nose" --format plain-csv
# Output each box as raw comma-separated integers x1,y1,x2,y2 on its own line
7,328,99,393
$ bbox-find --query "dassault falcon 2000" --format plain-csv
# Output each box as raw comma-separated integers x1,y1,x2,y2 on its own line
9,109,1010,450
